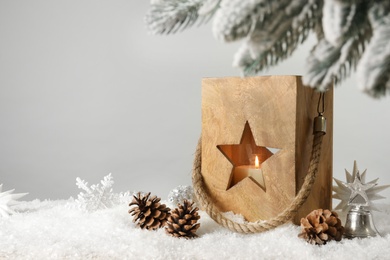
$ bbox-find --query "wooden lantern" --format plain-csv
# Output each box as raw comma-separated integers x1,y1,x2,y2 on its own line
201,75,333,224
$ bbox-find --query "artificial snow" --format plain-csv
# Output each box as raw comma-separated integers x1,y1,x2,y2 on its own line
1,200,390,259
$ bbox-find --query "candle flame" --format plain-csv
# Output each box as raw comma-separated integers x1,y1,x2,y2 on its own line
255,155,259,168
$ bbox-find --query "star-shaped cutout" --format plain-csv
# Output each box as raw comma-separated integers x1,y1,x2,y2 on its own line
217,121,279,190
341,171,377,207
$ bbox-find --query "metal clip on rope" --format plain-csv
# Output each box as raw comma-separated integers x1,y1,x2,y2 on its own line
313,92,327,135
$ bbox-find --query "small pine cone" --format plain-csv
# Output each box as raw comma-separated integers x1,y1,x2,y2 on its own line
129,192,170,230
298,209,344,245
166,200,200,239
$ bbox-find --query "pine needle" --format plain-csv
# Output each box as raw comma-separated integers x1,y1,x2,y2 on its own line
145,0,219,35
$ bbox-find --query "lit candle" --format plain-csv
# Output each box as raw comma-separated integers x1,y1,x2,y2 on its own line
233,155,265,188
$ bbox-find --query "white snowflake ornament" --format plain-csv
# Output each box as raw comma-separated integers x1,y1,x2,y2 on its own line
0,184,28,218
75,173,118,212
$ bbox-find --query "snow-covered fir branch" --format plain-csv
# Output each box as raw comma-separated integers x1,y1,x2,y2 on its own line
234,0,321,75
213,0,308,43
212,0,275,42
145,0,390,97
145,0,220,34
357,2,390,97
303,0,372,91
322,0,358,46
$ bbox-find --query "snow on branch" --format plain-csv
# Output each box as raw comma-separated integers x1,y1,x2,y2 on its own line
144,0,390,97
213,0,264,42
234,0,320,75
145,0,219,35
303,0,372,91
357,3,390,97
322,0,358,46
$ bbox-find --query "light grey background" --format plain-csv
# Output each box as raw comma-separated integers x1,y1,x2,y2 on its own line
1,1,389,204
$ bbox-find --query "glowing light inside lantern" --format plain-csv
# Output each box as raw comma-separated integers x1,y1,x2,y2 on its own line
255,155,259,168
232,155,264,189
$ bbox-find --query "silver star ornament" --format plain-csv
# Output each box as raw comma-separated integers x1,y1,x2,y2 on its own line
333,161,390,212
342,171,376,207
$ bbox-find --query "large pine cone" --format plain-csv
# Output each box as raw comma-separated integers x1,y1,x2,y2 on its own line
166,200,200,239
298,209,344,245
129,192,170,230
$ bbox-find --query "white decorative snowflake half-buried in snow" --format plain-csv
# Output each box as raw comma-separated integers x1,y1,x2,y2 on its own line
0,184,28,217
74,173,132,212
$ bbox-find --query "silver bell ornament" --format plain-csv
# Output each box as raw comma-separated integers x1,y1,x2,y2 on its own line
344,206,380,238
338,162,382,238
333,161,390,238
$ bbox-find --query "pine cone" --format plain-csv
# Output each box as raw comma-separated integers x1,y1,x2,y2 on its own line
298,209,344,245
129,192,170,230
166,200,200,239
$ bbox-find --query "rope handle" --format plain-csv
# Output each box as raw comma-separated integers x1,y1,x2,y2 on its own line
192,129,325,233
